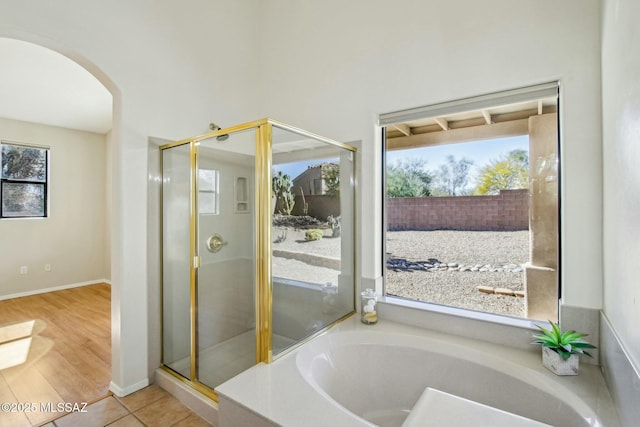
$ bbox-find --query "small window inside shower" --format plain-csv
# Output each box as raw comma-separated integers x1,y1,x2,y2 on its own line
199,168,219,215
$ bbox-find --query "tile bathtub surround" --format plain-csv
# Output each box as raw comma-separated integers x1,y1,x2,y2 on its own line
560,305,600,365
47,385,213,427
600,313,640,427
373,284,602,363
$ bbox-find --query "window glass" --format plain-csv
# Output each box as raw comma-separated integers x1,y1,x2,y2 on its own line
383,92,559,321
198,168,219,215
1,142,48,218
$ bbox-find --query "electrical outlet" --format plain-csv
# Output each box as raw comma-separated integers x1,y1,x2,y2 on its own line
45,264,52,272
20,266,28,274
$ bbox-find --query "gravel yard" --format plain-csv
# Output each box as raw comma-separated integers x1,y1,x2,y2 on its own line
386,230,529,317
272,227,343,285
271,221,530,318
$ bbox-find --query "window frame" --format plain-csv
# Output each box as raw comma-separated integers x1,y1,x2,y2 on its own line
0,141,50,219
197,167,220,215
379,82,561,323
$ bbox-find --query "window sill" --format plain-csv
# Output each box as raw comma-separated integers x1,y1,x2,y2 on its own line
380,295,544,330
377,295,547,352
0,216,48,220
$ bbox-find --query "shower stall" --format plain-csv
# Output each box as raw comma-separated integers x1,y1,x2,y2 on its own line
160,119,356,400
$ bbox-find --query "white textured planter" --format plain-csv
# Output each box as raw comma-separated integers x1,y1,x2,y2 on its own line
542,347,579,375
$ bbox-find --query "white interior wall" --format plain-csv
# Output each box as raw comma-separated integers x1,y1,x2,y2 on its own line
258,0,603,310
601,0,640,373
0,117,107,297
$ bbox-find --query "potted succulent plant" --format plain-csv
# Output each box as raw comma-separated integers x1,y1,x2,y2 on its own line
532,321,596,376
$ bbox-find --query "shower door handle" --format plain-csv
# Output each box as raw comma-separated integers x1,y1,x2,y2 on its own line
207,233,228,253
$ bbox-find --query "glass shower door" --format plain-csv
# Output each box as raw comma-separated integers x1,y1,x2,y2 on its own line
162,143,192,379
195,128,257,389
270,124,356,356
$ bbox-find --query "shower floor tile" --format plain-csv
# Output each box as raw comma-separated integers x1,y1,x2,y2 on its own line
165,331,298,389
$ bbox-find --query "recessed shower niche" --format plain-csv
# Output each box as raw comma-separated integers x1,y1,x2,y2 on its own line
234,176,249,213
160,119,356,400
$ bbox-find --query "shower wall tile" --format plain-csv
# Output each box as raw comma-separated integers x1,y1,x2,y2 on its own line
600,313,640,427
560,304,600,365
198,258,255,349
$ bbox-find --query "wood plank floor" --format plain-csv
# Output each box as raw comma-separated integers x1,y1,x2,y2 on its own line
0,283,111,427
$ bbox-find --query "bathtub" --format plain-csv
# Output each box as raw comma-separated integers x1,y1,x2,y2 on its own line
216,317,619,427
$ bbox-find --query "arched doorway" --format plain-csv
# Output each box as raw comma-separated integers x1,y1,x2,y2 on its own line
0,36,117,426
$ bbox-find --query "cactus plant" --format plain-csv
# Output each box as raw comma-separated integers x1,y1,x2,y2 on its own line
272,171,295,215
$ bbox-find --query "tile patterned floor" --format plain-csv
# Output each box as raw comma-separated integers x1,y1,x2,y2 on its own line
41,385,213,427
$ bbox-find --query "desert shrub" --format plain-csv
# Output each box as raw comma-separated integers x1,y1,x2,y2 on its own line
305,229,324,241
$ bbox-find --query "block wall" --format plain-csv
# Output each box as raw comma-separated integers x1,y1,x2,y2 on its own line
386,189,529,231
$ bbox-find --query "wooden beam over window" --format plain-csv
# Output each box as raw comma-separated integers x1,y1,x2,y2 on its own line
386,118,529,151
391,123,411,136
481,109,492,125
434,117,449,131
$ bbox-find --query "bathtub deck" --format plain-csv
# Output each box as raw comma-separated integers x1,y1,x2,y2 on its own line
216,316,620,427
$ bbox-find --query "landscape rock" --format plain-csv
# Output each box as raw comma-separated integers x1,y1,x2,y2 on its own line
385,230,528,318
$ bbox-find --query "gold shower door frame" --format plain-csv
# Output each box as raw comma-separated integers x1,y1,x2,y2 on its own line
160,118,356,401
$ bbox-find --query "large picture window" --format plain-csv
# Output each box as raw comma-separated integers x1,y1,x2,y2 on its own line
381,83,561,322
1,141,49,218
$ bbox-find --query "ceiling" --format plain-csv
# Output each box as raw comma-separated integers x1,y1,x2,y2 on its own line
0,38,112,134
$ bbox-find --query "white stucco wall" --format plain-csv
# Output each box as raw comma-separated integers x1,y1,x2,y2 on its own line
601,0,640,372
0,117,108,296
0,0,608,395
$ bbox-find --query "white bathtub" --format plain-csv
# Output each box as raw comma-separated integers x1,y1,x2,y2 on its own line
217,317,619,427
297,329,608,427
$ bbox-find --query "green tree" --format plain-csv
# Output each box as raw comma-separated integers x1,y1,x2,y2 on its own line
474,149,529,195
322,163,340,197
1,145,46,180
434,155,473,196
386,158,432,197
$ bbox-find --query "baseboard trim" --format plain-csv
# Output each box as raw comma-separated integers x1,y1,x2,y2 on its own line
0,279,111,301
109,378,150,397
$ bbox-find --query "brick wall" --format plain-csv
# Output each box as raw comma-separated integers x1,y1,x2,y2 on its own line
387,189,529,231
